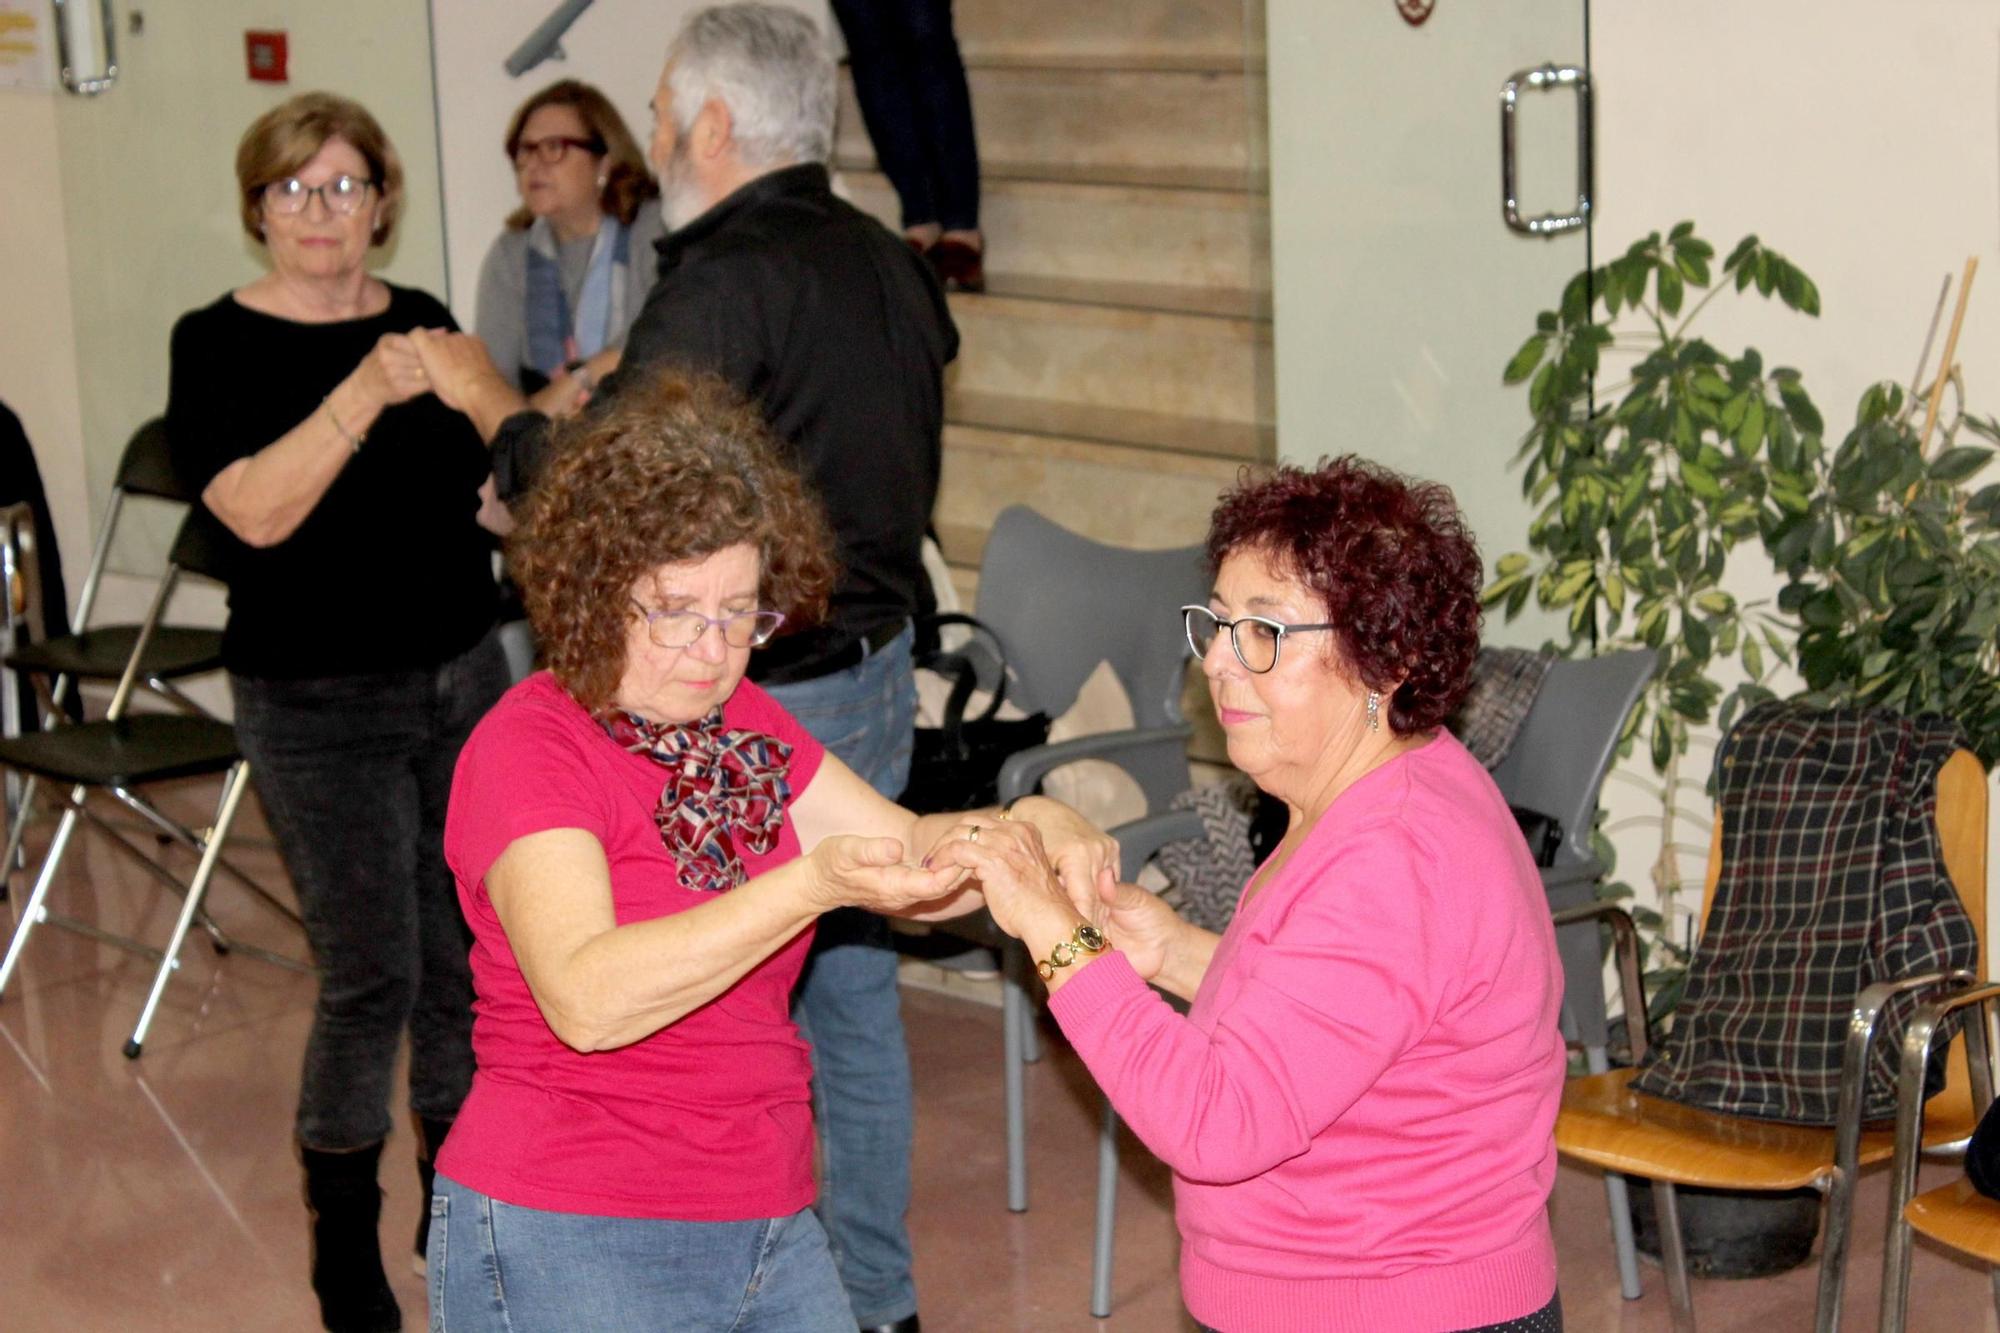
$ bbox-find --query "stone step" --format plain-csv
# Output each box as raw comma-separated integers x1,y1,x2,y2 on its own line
840,167,1269,290
951,0,1263,65
967,51,1264,75
936,423,1242,558
947,390,1269,463
840,153,1264,197
947,292,1273,425
981,272,1268,321
838,63,1266,179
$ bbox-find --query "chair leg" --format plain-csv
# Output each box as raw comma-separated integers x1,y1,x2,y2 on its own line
0,798,82,998
1001,946,1030,1212
123,763,249,1059
1584,1043,1644,1300
0,772,40,891
1812,1170,1856,1332
1016,939,1041,1065
1090,1093,1120,1318
1653,1179,1697,1331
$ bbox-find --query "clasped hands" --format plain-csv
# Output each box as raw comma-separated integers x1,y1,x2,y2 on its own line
802,805,1118,948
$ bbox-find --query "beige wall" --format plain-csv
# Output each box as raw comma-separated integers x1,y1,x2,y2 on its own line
0,90,91,590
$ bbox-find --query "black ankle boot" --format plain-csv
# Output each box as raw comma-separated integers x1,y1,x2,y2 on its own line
412,1115,453,1276
300,1140,403,1333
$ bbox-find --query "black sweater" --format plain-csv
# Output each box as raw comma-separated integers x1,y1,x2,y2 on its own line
491,164,958,682
166,287,499,678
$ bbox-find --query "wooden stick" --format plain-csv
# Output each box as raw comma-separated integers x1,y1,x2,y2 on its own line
1920,256,1978,454
1903,273,1952,423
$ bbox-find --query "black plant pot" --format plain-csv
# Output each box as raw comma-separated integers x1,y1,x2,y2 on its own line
1623,1177,1821,1278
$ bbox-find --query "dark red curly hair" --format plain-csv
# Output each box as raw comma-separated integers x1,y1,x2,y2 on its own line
1206,456,1483,734
508,370,837,716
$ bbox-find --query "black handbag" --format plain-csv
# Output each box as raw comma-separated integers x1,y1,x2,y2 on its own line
898,613,1051,814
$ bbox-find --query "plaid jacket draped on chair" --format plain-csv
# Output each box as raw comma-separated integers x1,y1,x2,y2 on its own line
1632,701,1980,1124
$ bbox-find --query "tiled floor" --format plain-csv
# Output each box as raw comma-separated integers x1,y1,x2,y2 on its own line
1,781,1996,1331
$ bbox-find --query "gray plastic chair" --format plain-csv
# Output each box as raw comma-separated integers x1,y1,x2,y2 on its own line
1489,646,1657,1301
931,505,1210,1217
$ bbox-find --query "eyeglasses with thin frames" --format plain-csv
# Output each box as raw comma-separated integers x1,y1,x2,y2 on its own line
261,175,375,217
632,601,785,650
513,135,605,168
1181,604,1338,674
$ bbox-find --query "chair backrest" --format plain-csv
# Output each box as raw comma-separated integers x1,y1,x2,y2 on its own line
973,505,1209,729
1697,747,1988,951
167,509,230,583
1693,743,1989,1116
114,418,203,503
1489,648,1656,870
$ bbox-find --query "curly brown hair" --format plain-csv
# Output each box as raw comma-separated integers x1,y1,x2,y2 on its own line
508,371,837,715
1206,456,1484,735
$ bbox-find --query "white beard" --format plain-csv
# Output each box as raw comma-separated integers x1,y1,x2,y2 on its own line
657,139,710,232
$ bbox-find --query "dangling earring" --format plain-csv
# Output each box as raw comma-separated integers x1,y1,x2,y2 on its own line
596,174,608,189
1365,691,1381,732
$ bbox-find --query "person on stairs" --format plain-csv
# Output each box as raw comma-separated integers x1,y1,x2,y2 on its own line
829,0,986,291
165,92,511,1333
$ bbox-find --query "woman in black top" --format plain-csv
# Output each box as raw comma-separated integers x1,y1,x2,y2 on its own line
165,91,508,1333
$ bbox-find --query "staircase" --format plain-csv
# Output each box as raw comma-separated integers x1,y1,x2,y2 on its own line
836,0,1273,608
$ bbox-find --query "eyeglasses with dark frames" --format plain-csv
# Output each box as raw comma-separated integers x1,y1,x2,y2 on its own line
1181,604,1338,674
261,174,376,217
513,135,606,168
631,601,785,650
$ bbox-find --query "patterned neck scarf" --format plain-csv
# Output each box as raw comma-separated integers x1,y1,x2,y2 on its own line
602,707,794,894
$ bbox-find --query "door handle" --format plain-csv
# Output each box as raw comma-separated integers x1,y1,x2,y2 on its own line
51,0,118,96
1500,63,1591,237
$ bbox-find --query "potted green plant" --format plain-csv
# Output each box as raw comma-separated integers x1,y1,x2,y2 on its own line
1776,376,2000,760
1485,223,1824,1022
1492,229,2000,1278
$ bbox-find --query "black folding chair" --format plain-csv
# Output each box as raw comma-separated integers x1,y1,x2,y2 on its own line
0,511,304,1058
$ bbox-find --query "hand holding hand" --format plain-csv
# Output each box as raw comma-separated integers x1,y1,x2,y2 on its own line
1078,876,1185,984
350,332,430,410
407,328,504,413
1009,798,1119,911
929,819,1080,943
528,365,591,420
807,834,964,915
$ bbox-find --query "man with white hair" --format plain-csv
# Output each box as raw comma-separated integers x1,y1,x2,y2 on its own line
414,8,955,1331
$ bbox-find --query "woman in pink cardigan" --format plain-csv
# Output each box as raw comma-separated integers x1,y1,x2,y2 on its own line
941,458,1568,1333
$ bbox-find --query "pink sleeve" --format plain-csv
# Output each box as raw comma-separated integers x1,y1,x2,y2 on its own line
1048,830,1455,1184
726,678,826,799
445,695,614,893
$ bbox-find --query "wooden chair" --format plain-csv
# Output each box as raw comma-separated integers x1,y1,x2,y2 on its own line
1552,747,1987,1332
1878,973,2000,1330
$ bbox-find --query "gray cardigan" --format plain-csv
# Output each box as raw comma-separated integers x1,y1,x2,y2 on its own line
473,206,666,388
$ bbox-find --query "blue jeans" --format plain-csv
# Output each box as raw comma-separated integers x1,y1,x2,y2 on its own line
763,623,918,1328
428,1174,854,1332
830,0,980,232
231,627,511,1149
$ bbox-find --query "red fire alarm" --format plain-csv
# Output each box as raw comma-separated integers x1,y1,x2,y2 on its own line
246,30,289,83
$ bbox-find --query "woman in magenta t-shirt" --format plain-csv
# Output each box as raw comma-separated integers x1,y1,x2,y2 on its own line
431,373,1111,1332
944,459,1570,1333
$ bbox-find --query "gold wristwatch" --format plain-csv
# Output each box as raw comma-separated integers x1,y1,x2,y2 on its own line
1036,922,1109,980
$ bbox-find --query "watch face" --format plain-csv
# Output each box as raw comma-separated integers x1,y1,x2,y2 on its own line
1075,923,1108,953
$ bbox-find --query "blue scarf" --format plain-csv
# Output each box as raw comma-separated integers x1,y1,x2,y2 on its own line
523,215,632,379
